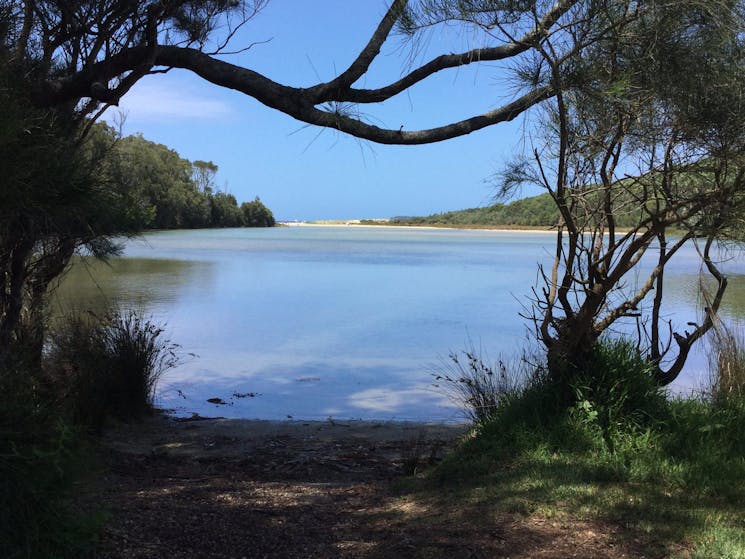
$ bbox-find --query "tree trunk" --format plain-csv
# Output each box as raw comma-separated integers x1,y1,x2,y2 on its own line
544,315,600,404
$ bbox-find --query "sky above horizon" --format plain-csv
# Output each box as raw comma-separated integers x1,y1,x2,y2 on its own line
104,1,543,221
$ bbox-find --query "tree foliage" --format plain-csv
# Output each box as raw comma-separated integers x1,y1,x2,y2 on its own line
387,194,560,228
209,191,244,227
0,57,144,364
505,0,745,387
4,0,745,392
96,124,275,230
241,197,276,227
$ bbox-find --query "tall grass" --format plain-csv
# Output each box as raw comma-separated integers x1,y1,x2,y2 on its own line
45,309,179,429
433,346,536,424
709,324,745,404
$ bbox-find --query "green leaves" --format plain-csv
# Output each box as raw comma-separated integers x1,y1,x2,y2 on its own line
241,196,276,227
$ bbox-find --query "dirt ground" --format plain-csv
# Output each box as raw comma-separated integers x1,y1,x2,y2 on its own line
86,414,649,558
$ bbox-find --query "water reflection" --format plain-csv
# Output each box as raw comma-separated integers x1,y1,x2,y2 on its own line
156,361,455,421
52,257,215,319
664,273,745,320
51,228,745,421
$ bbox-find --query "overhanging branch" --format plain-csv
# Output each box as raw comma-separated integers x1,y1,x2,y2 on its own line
33,0,577,145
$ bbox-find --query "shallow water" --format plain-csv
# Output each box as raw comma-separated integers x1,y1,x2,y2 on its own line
53,226,745,421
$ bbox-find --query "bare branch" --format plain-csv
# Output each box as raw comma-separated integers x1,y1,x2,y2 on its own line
655,237,728,385
313,0,408,99
595,233,691,335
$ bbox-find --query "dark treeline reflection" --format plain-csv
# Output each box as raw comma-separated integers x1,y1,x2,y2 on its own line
51,257,215,318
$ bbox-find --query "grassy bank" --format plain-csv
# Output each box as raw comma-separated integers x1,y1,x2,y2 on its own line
402,342,745,558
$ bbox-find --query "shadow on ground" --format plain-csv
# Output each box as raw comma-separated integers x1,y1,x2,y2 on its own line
84,418,653,559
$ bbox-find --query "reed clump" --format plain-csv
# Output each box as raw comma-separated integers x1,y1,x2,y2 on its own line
709,324,745,405
45,309,179,429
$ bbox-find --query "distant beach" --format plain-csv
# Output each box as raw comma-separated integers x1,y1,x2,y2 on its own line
280,219,556,234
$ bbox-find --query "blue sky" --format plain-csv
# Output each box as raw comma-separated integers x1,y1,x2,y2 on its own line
104,1,541,221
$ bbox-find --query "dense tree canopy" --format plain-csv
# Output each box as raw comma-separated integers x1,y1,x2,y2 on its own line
242,197,276,227
91,123,275,230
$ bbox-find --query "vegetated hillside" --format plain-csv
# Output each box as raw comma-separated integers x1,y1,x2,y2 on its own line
382,193,559,228
379,191,650,229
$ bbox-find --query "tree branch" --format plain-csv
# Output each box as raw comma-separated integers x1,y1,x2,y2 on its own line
33,0,579,144
36,44,556,144
654,236,728,385
312,0,408,99
300,85,555,144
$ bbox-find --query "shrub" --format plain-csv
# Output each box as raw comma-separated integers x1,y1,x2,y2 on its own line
45,309,179,429
569,338,667,451
434,346,531,424
0,360,100,558
44,312,109,428
103,310,179,420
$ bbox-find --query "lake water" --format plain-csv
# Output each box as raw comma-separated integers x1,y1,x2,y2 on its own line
53,226,745,422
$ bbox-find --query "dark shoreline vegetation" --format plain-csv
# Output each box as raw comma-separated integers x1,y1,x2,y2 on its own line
1,309,182,558
422,339,745,558
92,124,277,231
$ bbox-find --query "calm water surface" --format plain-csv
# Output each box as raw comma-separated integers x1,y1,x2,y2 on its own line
54,226,745,421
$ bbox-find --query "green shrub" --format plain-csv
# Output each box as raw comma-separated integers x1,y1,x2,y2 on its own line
45,309,179,429
569,338,667,451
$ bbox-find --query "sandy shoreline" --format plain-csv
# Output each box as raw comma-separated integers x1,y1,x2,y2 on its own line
90,415,637,559
280,220,556,234
102,413,470,459
91,414,475,558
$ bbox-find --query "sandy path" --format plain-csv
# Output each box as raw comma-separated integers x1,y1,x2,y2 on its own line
84,415,641,559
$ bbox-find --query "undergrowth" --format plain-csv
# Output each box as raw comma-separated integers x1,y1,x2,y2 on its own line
1,308,177,558
422,337,745,558
45,309,179,429
0,359,102,559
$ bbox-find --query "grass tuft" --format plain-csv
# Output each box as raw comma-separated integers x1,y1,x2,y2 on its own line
433,345,542,424
709,324,745,404
45,309,179,429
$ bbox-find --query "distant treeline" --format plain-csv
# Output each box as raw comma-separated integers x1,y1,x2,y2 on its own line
358,194,557,228
370,191,647,229
95,124,275,230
